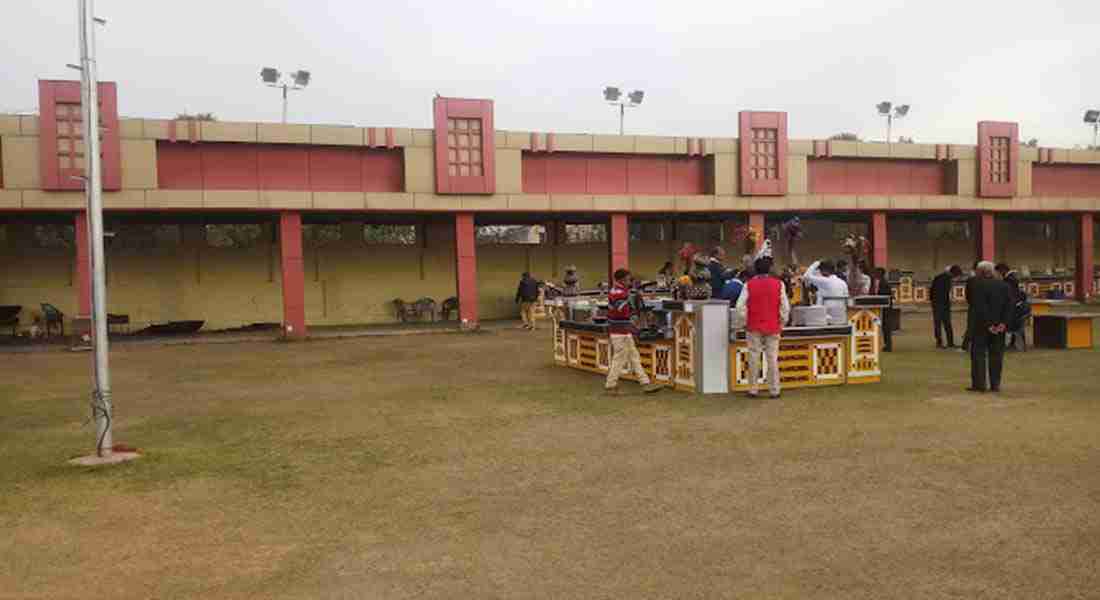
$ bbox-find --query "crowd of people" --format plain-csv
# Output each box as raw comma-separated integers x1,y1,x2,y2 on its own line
929,261,1030,392
524,243,1030,397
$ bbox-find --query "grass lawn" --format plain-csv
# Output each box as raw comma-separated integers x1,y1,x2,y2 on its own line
2,313,1099,599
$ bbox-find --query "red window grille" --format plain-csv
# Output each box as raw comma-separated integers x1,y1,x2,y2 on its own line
433,97,495,194
750,128,779,180
446,118,484,177
988,136,1010,184
54,103,86,182
38,80,121,191
738,111,788,195
977,121,1017,198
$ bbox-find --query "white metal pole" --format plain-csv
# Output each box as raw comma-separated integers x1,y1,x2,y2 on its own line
619,103,624,135
886,114,892,144
282,84,288,123
79,0,112,457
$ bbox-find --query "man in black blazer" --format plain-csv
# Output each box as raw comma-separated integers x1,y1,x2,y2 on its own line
869,267,894,352
930,265,963,348
967,261,1014,392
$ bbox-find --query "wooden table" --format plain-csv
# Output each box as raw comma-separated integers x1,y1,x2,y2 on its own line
1032,313,1098,349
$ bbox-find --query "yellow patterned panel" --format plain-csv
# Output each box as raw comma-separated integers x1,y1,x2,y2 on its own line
898,276,914,304
674,314,696,390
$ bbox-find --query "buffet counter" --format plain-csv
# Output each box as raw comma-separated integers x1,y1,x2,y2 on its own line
551,295,886,394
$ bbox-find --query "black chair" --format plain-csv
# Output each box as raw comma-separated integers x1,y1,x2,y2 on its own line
41,303,64,337
0,305,21,336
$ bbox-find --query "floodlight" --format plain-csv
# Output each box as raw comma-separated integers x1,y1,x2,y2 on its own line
895,104,910,117
876,101,892,115
1085,110,1100,124
628,90,645,105
261,67,279,84
293,70,311,87
603,86,621,102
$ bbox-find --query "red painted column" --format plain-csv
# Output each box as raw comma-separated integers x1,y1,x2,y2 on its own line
609,213,629,283
74,210,91,316
978,213,996,262
1077,213,1094,302
871,211,888,268
748,213,765,253
278,212,307,338
454,213,479,329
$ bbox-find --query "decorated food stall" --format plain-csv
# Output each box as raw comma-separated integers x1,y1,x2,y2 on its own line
550,295,887,394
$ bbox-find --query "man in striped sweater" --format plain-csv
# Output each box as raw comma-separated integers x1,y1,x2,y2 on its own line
605,269,663,395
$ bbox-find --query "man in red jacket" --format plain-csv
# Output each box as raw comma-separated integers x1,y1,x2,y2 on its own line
734,257,791,398
605,269,663,395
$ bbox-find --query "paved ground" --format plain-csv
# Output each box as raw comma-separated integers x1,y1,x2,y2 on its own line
2,312,1098,599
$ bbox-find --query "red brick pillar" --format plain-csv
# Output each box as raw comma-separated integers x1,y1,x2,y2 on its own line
74,210,91,316
278,212,307,338
871,211,888,268
1077,213,1094,302
748,213,765,253
454,213,479,329
609,213,629,283
977,213,995,262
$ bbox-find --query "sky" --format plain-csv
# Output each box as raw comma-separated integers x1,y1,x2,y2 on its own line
2,0,1099,147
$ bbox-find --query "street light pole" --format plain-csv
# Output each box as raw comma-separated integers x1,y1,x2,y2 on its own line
603,87,645,135
78,0,112,457
281,84,289,123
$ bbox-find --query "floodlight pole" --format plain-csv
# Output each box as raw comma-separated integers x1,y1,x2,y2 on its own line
78,0,112,457
281,84,288,123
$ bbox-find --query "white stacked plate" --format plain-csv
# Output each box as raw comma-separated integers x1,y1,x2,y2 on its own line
791,305,828,327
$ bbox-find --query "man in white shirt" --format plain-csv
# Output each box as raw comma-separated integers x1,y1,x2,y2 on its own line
803,259,850,325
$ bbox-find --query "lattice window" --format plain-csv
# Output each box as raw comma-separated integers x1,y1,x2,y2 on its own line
750,128,779,180
988,136,1011,183
55,103,84,176
446,118,483,177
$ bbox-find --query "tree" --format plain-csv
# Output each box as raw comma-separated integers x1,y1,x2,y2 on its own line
175,112,217,121
1024,138,1039,147
829,132,861,141
897,136,915,144
475,225,544,244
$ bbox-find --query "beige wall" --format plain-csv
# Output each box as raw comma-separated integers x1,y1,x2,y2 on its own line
2,221,1095,332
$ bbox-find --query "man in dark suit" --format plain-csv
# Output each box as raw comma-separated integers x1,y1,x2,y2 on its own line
869,267,894,352
960,260,981,351
967,261,1014,392
930,265,963,348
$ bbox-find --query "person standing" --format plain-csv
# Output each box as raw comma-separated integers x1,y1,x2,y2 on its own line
707,246,728,298
515,272,541,330
930,265,963,348
967,261,1013,392
869,267,894,352
849,261,872,296
605,269,662,395
718,268,745,304
736,257,791,398
1004,271,1030,351
803,259,849,325
835,260,850,285
961,260,981,351
656,261,675,289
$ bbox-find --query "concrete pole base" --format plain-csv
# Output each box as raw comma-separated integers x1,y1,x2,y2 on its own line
68,452,141,467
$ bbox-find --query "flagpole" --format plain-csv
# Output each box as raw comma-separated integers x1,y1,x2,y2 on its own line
78,0,112,457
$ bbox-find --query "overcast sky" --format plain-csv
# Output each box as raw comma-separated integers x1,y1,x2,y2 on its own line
3,1,1098,147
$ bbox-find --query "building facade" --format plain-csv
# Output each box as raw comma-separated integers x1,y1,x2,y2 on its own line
1,80,1097,336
